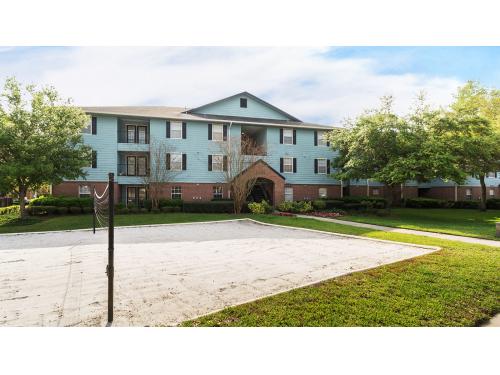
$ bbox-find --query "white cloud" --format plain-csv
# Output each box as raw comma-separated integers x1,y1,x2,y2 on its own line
0,47,462,124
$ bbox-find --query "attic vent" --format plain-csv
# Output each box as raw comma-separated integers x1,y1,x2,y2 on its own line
240,98,247,108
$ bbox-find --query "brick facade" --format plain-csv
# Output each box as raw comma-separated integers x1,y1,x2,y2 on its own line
52,181,121,203
421,186,500,201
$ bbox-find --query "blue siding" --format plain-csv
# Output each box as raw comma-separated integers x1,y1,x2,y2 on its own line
190,94,291,120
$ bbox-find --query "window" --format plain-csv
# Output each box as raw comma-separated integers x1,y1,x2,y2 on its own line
170,122,182,139
213,186,223,199
137,156,147,176
317,131,327,147
372,188,380,196
127,125,136,143
285,187,293,202
212,124,224,141
127,156,136,176
212,154,224,171
487,172,496,178
170,153,183,171
127,187,136,206
138,187,147,206
91,151,97,168
283,129,294,145
240,98,247,108
171,186,182,200
465,188,472,200
318,188,327,198
317,158,327,174
137,126,147,144
283,157,293,173
83,116,92,134
91,117,97,135
79,185,91,198
489,189,495,196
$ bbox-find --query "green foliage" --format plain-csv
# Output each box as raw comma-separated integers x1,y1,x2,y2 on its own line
0,205,19,215
160,206,182,213
312,199,326,210
248,200,273,214
404,197,448,208
486,198,500,210
116,208,130,215
158,199,183,208
277,200,313,213
29,195,92,208
0,77,91,218
448,200,480,209
183,201,234,213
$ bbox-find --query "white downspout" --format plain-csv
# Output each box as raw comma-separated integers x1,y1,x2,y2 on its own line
227,122,233,199
367,179,370,196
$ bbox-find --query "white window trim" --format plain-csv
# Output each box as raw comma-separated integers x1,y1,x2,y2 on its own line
489,189,495,196
317,131,327,147
170,121,183,139
170,152,183,171
317,158,327,174
212,124,224,142
284,187,293,202
79,185,91,197
171,186,182,199
283,129,294,145
283,157,294,173
212,154,224,171
318,187,327,198
213,186,223,199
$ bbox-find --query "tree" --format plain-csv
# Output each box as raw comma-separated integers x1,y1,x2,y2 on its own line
141,138,179,209
432,81,500,210
219,134,265,214
0,78,91,218
327,95,463,207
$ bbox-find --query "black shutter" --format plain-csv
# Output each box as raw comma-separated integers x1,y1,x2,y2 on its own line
182,122,187,139
223,156,228,171
91,117,97,135
166,153,171,170
314,159,318,174
293,129,297,145
293,158,297,173
279,128,283,144
314,131,318,146
91,151,97,168
326,140,330,147
208,155,212,171
280,158,284,173
327,160,331,174
182,153,187,170
166,121,171,138
223,125,228,141
208,123,212,140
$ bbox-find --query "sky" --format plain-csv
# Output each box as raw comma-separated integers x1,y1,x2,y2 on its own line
0,46,498,125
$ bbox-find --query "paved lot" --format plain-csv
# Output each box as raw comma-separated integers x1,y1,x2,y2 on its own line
0,219,437,326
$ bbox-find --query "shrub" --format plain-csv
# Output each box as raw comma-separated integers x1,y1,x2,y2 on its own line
404,197,448,208
277,200,313,213
151,208,161,214
129,207,140,214
139,208,149,214
248,200,273,214
312,199,326,210
159,199,183,208
160,206,180,213
69,206,83,214
143,199,153,210
83,207,93,214
28,206,51,216
323,200,345,209
29,196,93,208
342,196,387,208
448,200,480,209
0,205,20,215
115,203,125,209
183,201,234,213
486,198,500,209
116,208,129,215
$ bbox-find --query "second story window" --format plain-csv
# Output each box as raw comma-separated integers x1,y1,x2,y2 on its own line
212,154,224,171
283,157,294,173
316,131,328,147
125,124,148,143
487,171,496,178
212,124,224,141
170,153,183,171
283,129,294,145
170,122,182,139
317,159,327,174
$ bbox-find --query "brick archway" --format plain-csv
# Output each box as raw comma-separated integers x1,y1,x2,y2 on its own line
243,160,285,205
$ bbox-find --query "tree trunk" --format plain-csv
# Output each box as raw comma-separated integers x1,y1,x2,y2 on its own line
19,185,28,219
384,184,394,209
479,174,487,211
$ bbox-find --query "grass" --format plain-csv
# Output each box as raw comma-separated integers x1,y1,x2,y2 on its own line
182,215,500,327
337,208,500,240
0,212,241,234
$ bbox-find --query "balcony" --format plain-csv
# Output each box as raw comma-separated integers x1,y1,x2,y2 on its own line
118,119,149,144
117,163,149,177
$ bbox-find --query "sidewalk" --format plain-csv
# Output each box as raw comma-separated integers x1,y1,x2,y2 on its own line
296,215,500,248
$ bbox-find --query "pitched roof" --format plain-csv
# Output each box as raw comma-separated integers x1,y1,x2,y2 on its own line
186,91,301,122
235,159,286,180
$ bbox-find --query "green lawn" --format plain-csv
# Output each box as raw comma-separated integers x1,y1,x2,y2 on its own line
182,215,500,327
0,212,240,234
337,208,500,240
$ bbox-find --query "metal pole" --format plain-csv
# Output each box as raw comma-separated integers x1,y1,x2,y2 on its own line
107,173,114,324
92,185,96,234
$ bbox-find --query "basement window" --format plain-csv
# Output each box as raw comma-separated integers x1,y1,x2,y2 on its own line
79,185,91,198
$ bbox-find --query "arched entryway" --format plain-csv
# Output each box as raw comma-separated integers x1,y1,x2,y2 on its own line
249,178,275,205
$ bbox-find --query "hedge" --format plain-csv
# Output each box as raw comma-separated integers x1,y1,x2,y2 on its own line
29,196,93,208
486,198,500,209
448,200,481,209
159,199,183,208
404,197,448,208
0,205,20,215
183,201,234,213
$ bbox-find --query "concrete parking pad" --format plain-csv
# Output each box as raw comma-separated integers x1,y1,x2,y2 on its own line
0,219,438,326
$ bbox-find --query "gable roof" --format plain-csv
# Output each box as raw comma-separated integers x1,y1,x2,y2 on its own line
236,159,286,180
185,91,301,122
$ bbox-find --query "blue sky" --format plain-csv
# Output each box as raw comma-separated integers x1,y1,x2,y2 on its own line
0,47,498,124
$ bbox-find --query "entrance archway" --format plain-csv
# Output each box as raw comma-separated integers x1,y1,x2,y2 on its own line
249,178,275,205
